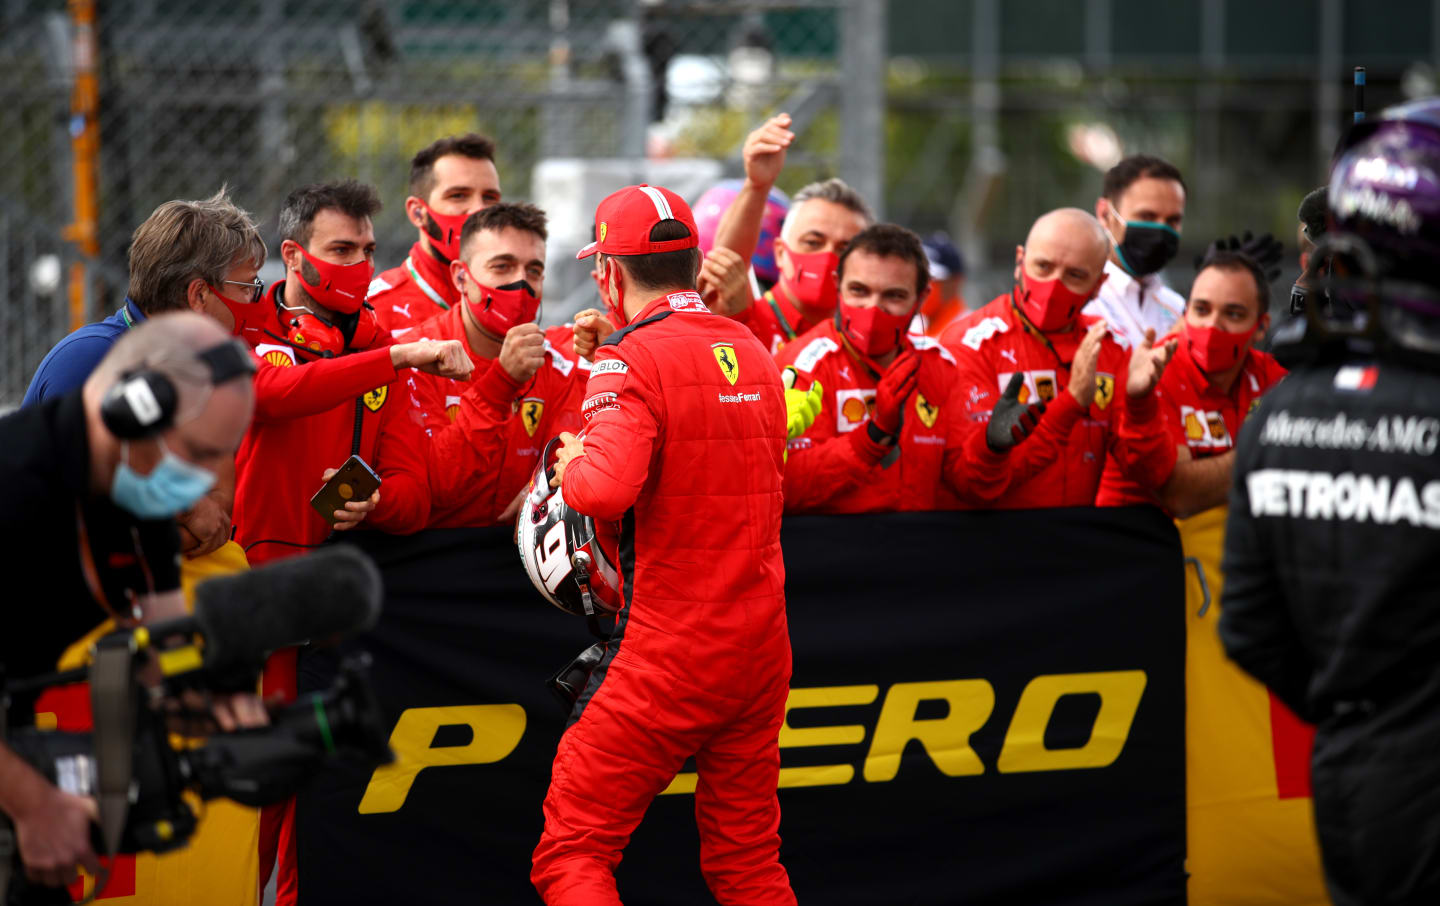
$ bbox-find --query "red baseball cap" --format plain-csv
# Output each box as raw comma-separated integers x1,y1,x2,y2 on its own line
575,184,699,259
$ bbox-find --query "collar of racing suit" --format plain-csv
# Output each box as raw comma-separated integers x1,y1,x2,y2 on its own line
408,240,461,309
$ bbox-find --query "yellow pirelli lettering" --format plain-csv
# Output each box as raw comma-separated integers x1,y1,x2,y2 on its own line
778,685,879,787
997,670,1146,773
358,704,526,814
862,680,993,782
661,685,881,794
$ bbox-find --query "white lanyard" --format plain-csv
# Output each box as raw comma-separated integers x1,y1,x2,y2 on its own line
405,256,450,310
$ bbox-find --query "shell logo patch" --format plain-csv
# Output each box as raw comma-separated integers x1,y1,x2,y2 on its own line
712,343,739,385
445,394,461,423
1094,373,1116,410
1184,411,1205,441
264,350,294,368
520,398,545,436
835,388,877,433
363,386,388,412
915,392,939,428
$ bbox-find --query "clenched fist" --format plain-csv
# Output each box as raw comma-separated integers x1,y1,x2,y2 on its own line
499,322,546,383
742,113,795,190
698,247,753,317
392,338,473,380
572,309,616,363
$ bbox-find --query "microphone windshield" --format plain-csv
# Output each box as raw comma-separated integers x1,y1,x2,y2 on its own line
193,546,382,675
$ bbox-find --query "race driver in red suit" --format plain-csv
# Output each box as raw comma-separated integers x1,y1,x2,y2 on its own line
940,207,1176,508
406,202,590,527
775,223,966,513
230,181,442,906
369,133,502,336
533,184,796,905
1098,250,1287,516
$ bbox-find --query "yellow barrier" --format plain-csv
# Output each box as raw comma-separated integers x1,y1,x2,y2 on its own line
1178,507,1329,905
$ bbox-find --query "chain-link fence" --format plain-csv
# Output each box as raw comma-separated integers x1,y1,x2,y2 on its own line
4,0,1439,406
0,0,859,407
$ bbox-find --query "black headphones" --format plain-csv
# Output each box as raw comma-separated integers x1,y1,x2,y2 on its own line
100,339,257,440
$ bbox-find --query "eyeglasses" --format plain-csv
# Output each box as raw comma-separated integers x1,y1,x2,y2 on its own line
220,278,265,304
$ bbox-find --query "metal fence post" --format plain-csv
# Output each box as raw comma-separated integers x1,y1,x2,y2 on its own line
841,0,885,217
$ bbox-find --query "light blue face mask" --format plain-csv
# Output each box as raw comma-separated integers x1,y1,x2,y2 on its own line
110,438,217,519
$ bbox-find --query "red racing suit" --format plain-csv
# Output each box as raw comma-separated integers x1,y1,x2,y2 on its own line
939,293,1173,509
406,305,585,527
369,241,460,337
531,290,795,906
1096,332,1287,508
775,319,964,513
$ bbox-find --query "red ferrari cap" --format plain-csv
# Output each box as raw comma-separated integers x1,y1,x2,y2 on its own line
575,184,699,259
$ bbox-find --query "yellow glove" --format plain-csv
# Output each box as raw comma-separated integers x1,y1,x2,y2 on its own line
782,366,823,441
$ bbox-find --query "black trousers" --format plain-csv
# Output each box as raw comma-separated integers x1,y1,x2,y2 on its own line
1312,675,1440,906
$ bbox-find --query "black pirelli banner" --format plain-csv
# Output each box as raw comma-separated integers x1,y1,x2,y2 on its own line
297,507,1186,905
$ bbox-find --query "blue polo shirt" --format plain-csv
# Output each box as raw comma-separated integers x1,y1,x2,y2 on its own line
22,299,147,408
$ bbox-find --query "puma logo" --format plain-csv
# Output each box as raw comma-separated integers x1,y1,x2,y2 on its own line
1000,349,1018,365
394,302,412,318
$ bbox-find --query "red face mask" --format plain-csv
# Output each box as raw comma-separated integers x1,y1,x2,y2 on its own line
462,265,540,338
419,201,469,262
780,247,840,317
208,283,270,338
1186,322,1256,374
1017,270,1093,333
596,260,626,327
838,302,913,358
292,244,373,315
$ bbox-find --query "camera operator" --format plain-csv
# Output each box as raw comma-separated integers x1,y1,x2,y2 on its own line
1219,98,1440,905
0,312,263,891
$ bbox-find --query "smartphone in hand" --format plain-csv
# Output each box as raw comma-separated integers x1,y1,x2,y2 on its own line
310,455,382,525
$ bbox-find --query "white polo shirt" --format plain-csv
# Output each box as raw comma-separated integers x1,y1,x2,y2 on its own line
1083,259,1186,349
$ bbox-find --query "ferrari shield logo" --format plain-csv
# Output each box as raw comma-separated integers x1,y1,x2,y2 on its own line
1094,373,1115,410
520,398,545,436
712,343,739,385
363,386,388,412
599,222,608,243
915,392,939,428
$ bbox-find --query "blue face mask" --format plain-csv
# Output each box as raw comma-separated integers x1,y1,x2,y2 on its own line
111,438,217,519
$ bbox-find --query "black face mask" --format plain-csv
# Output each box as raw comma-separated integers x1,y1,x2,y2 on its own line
1110,217,1181,278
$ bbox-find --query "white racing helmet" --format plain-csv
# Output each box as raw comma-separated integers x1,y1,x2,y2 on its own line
515,435,623,628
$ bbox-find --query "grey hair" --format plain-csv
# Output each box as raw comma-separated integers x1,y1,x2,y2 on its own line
781,178,875,239
126,187,266,315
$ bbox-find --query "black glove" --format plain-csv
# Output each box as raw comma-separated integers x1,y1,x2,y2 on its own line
1194,231,1285,284
986,373,1045,453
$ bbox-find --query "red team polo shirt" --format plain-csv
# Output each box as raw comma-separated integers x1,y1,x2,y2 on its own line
406,304,584,527
776,319,964,514
1097,332,1287,509
732,290,819,356
941,293,1173,509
